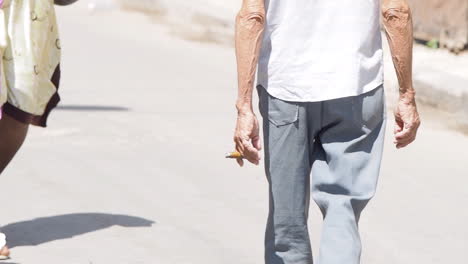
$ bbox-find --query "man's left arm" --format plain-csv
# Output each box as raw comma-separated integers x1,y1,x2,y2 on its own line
233,0,266,166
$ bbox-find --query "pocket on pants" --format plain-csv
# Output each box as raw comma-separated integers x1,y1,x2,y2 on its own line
361,85,385,130
258,86,299,127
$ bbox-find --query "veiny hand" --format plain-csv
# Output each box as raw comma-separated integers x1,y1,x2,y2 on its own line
394,97,421,149
234,111,261,166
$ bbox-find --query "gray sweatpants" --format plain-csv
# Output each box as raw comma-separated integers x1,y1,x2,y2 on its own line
259,86,386,264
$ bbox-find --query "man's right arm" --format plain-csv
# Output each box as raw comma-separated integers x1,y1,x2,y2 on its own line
382,0,421,148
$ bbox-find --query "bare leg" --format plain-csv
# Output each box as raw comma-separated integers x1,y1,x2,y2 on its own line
0,231,10,259
0,245,10,259
0,113,29,174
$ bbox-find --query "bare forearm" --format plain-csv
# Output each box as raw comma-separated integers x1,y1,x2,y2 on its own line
382,0,414,101
235,0,265,113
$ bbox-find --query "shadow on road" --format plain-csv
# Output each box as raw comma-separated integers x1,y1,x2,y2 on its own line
1,213,154,248
56,105,130,112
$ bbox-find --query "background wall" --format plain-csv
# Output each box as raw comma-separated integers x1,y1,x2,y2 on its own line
409,0,468,52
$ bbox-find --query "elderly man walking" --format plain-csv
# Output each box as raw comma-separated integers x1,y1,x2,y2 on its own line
232,0,420,263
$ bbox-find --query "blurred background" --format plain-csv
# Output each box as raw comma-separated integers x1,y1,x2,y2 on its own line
0,0,467,263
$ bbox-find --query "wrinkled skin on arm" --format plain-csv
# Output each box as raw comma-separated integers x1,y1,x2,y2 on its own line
233,0,266,166
382,0,421,148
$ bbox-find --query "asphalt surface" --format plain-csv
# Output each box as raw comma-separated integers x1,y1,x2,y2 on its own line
0,4,467,264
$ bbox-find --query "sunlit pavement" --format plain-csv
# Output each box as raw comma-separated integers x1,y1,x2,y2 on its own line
0,4,467,264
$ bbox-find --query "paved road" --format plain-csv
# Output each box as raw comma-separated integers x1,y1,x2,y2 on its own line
0,4,467,264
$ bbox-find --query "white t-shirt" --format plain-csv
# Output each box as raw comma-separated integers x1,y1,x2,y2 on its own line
257,0,384,102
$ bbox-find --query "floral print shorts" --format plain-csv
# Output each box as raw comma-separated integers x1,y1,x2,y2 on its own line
0,0,61,127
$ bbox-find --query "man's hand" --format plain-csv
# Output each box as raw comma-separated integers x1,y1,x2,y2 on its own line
394,95,420,149
234,111,261,166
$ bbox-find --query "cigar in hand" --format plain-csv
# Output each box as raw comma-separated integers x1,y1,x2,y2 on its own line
225,151,244,159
